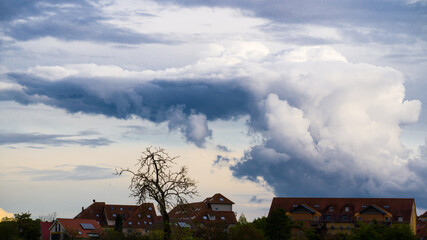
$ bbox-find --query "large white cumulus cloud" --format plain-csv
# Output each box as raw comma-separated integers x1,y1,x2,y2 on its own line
2,42,425,198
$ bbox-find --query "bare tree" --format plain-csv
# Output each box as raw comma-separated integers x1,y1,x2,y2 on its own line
115,146,198,240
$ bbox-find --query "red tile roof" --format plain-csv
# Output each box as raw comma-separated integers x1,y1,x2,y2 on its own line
53,218,103,239
75,201,157,229
40,222,52,240
420,210,427,218
269,197,415,223
169,193,237,225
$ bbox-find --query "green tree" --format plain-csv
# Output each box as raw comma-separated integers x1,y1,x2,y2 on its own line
116,147,198,240
15,212,41,240
115,214,123,232
265,209,292,240
252,216,267,233
0,217,19,240
228,223,265,240
238,214,248,224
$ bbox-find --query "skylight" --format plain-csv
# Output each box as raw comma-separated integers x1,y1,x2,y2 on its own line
80,223,95,230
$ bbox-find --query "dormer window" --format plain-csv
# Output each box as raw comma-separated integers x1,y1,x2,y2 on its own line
398,216,403,222
362,205,366,208
221,216,225,220
345,207,349,212
329,207,334,212
293,204,298,207
314,204,319,208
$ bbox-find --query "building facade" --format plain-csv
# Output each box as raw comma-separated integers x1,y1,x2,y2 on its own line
269,197,417,235
74,200,157,234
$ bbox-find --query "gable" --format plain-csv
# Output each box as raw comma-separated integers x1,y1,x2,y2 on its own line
290,205,315,214
359,205,386,215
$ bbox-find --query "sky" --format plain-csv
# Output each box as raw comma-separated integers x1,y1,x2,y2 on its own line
0,0,427,221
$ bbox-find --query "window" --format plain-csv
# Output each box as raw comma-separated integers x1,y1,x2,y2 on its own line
384,205,389,208
326,215,331,221
149,221,152,225
129,221,132,225
96,214,99,217
203,216,208,220
138,222,140,225
147,215,151,218
398,217,403,222
345,207,349,212
149,207,152,210
80,223,95,230
78,231,82,235
144,221,147,224
293,204,298,207
362,205,366,208
113,214,116,217
220,198,224,201
330,226,335,230
329,206,334,212
342,215,347,221
314,204,319,208
138,214,141,218
120,207,123,211
221,216,225,220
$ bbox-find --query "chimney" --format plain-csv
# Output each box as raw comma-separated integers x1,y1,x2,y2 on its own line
93,199,96,203
82,207,84,212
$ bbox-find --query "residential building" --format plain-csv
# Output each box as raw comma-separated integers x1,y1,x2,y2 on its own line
49,218,103,240
269,197,417,235
40,222,52,240
168,193,237,228
74,200,157,235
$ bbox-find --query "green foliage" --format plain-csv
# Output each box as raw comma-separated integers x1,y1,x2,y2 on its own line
0,218,19,240
238,214,248,224
228,223,265,240
15,212,41,240
265,209,292,240
252,216,267,233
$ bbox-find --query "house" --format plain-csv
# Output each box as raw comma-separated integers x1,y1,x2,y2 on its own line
269,197,417,235
168,193,237,229
74,200,157,235
49,218,103,240
40,221,52,240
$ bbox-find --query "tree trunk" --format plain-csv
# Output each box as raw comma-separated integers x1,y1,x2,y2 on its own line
162,209,172,240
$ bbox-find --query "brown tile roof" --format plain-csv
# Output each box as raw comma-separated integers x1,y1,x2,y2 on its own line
420,210,427,218
269,197,415,223
169,194,237,225
75,201,157,229
53,218,103,239
204,193,235,205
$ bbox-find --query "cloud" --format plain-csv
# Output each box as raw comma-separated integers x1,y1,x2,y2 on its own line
0,131,113,147
1,42,427,207
216,144,231,152
1,0,177,44
17,165,115,181
249,195,265,204
0,208,14,220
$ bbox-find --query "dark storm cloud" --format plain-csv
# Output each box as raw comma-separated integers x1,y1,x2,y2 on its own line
0,131,113,147
3,73,253,146
6,73,253,121
17,165,115,181
1,0,177,44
